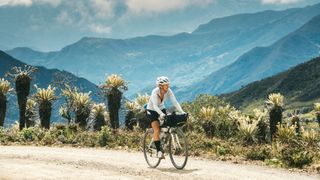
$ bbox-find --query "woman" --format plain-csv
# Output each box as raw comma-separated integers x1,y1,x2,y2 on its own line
146,76,185,159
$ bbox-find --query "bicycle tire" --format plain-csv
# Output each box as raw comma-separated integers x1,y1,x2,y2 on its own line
143,128,161,168
168,128,188,169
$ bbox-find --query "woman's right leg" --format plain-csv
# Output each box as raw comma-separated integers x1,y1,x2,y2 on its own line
151,120,164,158
151,120,160,141
147,109,165,158
151,120,161,151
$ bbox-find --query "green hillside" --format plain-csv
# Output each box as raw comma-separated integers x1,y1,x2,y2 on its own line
222,56,320,112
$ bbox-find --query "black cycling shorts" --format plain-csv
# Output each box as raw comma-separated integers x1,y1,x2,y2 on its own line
146,109,166,123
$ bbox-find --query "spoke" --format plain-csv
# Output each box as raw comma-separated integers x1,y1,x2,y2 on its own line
148,137,154,148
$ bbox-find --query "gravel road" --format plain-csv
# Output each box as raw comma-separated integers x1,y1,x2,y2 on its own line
0,146,318,179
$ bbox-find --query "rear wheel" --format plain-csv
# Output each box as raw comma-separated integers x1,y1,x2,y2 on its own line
169,128,188,169
143,128,161,168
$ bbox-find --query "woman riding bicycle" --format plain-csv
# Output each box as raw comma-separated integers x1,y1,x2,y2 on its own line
146,76,186,159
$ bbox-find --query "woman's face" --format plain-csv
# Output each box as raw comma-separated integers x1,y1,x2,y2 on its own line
160,84,169,92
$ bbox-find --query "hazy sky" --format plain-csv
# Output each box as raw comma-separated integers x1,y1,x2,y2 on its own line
0,0,319,51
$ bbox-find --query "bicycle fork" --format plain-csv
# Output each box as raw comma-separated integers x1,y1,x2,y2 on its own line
171,133,182,150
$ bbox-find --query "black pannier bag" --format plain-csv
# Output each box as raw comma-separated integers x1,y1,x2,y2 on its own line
162,112,188,127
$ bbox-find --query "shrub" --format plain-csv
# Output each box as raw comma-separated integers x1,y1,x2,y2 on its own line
216,145,232,156
32,126,46,142
182,94,228,135
100,74,128,129
124,130,143,150
74,131,98,147
183,114,204,134
0,78,12,127
98,126,112,147
253,108,269,143
266,93,284,141
238,116,258,145
124,110,136,130
280,141,314,168
89,103,109,131
301,127,319,146
7,65,37,130
41,131,56,145
246,146,271,161
199,106,216,138
20,127,36,142
197,104,239,139
135,111,149,130
0,127,7,143
6,122,21,142
34,85,57,129
58,134,67,143
49,124,67,143
276,124,296,144
65,124,79,143
215,105,239,138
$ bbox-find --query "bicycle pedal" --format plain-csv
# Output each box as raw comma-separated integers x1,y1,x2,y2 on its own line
156,151,165,159
159,156,165,160
158,154,165,159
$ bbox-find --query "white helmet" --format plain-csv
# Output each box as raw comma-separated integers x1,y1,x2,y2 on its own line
156,76,170,86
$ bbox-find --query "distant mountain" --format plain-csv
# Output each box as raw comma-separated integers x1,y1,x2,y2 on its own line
129,85,179,98
0,44,10,51
5,47,56,65
7,3,320,96
1,0,319,51
221,56,320,112
0,50,102,127
178,14,320,101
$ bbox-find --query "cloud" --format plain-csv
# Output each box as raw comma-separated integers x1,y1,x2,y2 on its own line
55,1,114,34
56,10,73,25
0,0,215,34
39,0,61,6
0,0,61,6
125,0,215,14
0,0,32,6
89,24,112,34
91,0,114,19
1,0,215,16
261,0,301,4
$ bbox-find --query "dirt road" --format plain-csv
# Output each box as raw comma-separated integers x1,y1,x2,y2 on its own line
0,146,318,179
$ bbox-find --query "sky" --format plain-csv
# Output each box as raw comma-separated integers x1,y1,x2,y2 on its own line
0,0,320,51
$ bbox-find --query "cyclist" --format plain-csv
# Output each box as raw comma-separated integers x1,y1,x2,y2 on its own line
146,76,186,159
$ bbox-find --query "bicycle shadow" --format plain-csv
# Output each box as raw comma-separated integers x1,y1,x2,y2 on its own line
155,167,199,174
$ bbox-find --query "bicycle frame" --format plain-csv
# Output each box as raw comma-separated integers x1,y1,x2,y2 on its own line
170,131,182,150
145,127,181,153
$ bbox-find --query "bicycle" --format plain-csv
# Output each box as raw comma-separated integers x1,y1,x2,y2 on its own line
143,113,188,170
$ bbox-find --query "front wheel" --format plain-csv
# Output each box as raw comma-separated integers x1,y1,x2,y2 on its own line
169,128,188,169
143,128,161,168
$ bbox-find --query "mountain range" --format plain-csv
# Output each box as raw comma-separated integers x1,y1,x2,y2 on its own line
6,3,320,97
0,50,102,127
222,56,320,113
177,14,320,101
1,0,319,51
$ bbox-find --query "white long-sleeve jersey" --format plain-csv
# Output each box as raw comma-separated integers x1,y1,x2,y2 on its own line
146,87,184,116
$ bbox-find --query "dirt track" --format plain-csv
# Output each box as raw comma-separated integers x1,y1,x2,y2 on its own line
0,146,318,179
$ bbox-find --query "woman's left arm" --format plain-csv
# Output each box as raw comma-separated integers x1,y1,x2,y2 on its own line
168,89,184,113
